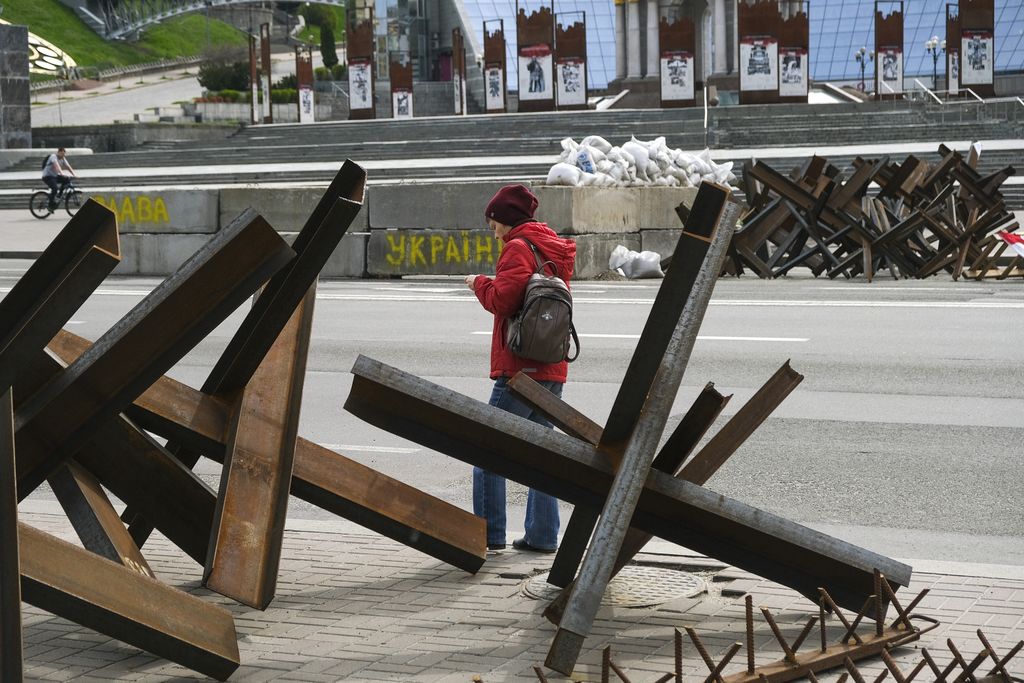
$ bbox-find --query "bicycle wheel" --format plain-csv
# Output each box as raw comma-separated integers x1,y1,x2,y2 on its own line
65,190,83,216
29,191,52,219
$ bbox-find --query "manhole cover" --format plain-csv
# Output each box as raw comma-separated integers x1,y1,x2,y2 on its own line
521,565,706,608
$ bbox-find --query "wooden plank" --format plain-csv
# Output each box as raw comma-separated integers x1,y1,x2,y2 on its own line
0,389,22,682
48,461,155,578
0,200,119,391
19,523,239,681
13,209,294,498
204,285,316,609
47,331,487,574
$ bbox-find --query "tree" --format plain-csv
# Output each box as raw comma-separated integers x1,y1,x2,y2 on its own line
301,4,336,30
197,46,249,91
321,25,339,68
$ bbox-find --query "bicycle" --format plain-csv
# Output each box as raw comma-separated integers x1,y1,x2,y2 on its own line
30,179,83,219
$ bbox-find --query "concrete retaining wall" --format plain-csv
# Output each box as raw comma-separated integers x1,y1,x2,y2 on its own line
101,182,701,278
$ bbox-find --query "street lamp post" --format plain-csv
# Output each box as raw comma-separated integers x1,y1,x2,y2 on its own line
854,46,873,92
926,35,945,90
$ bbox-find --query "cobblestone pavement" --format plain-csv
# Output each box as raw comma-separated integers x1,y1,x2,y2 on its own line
16,506,1024,682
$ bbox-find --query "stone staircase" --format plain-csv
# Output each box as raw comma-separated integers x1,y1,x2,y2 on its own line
4,101,1020,210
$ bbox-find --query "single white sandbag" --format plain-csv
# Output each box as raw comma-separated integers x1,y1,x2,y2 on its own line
608,244,633,271
622,250,665,279
581,135,613,153
546,162,581,186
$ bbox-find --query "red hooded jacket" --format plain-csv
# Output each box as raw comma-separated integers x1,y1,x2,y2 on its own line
472,221,577,383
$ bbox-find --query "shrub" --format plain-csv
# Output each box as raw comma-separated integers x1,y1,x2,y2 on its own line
314,66,332,81
271,88,298,104
197,59,249,91
331,63,347,80
301,4,336,29
321,26,339,68
274,73,298,89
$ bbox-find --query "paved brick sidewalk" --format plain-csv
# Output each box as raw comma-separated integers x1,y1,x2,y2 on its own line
17,508,1024,682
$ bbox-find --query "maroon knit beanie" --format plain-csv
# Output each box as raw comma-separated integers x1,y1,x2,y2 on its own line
485,184,538,227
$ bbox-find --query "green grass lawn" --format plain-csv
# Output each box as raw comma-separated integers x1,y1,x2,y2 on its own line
1,0,247,73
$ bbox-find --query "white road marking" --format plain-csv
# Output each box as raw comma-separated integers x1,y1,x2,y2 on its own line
3,287,1022,309
472,331,808,341
317,443,421,454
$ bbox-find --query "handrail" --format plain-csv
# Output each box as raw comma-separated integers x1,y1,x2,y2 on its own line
703,83,709,148
914,78,943,105
1016,96,1024,108
880,80,895,94
965,88,984,102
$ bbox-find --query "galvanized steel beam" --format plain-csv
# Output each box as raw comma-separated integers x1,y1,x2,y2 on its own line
344,355,912,615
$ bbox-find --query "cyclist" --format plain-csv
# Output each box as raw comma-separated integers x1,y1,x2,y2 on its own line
42,147,76,211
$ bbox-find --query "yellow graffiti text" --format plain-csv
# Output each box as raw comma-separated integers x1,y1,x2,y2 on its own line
92,195,170,224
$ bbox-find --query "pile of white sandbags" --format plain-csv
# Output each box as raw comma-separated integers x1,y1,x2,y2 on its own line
546,135,736,188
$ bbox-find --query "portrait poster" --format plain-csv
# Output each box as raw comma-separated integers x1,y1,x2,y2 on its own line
298,85,315,123
518,43,553,101
556,58,586,106
948,50,959,95
660,51,694,101
348,59,373,110
453,72,463,114
778,47,808,97
961,31,993,85
485,65,505,111
740,37,778,91
878,46,903,94
392,88,413,118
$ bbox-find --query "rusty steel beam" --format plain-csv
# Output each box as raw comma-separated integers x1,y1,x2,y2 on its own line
0,200,119,392
345,355,912,613
121,162,366,548
204,285,316,608
679,361,803,486
13,209,294,498
0,389,22,682
49,461,155,579
545,383,730,589
507,372,603,445
205,161,365,394
18,523,239,680
48,331,487,573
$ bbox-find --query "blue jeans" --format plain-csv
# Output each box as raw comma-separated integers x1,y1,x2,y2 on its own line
473,377,562,550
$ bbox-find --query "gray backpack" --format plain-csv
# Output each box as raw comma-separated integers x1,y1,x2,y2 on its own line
504,238,580,364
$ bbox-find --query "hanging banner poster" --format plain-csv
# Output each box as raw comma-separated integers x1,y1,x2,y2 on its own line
392,88,413,118
298,86,315,123
778,47,808,97
740,36,778,91
556,58,586,107
961,31,993,85
485,65,505,111
348,59,373,111
660,51,694,102
453,72,463,114
878,46,903,94
518,43,553,101
948,50,960,95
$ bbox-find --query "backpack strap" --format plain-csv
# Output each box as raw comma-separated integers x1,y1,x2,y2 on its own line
514,237,557,276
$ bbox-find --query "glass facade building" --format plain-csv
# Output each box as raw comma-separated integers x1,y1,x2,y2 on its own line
810,0,1024,82
462,0,618,89
451,0,1023,91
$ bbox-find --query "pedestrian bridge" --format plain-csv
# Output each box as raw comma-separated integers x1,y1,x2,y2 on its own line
88,0,344,40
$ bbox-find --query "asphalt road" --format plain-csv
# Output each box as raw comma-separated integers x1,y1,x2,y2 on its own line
3,266,1022,568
